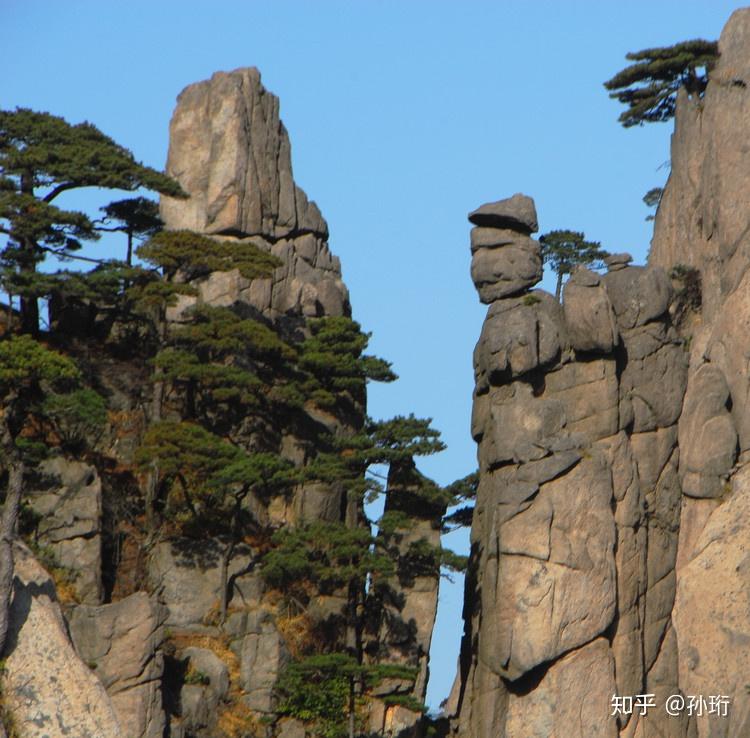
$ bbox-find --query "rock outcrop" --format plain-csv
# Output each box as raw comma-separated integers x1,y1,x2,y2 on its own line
453,191,689,738
161,67,349,322
1,543,123,738
453,10,750,736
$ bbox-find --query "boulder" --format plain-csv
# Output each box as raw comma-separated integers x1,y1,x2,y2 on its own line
503,639,617,738
545,358,619,441
1,543,123,738
562,267,619,352
470,237,542,302
673,465,750,738
603,265,671,330
470,226,520,252
468,193,538,233
68,593,168,738
238,609,289,712
484,382,569,466
474,291,563,382
604,252,633,271
147,539,263,629
161,67,326,240
160,68,350,323
678,363,737,498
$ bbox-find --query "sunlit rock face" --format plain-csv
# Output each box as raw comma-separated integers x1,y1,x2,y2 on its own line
452,10,750,737
454,187,688,737
161,66,350,322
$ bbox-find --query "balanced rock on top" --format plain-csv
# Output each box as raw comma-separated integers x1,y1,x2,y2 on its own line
468,193,542,303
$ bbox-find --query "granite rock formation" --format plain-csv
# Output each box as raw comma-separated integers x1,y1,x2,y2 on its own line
454,190,690,738
452,10,750,736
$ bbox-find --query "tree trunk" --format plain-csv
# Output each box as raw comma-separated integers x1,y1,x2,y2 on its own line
0,458,24,657
348,674,356,738
555,270,564,302
145,314,166,531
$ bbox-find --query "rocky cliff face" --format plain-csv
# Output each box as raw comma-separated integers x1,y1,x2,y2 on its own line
451,9,750,738
2,67,435,738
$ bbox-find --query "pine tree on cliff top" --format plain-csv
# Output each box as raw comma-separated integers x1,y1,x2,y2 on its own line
539,229,608,300
604,39,718,127
0,108,184,333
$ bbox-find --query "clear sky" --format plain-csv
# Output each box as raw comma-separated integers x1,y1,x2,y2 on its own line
4,0,742,710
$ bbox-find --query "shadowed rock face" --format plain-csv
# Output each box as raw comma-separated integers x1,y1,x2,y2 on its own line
453,10,750,737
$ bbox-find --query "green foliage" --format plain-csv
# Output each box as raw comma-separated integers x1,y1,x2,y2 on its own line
42,388,107,451
136,420,294,524
522,293,541,306
153,304,297,414
0,334,79,389
669,263,702,324
441,471,478,532
643,186,664,221
276,653,353,737
0,108,184,195
276,653,421,737
298,317,396,408
99,197,162,238
538,229,609,299
136,230,282,281
261,521,394,598
604,39,719,127
0,107,184,330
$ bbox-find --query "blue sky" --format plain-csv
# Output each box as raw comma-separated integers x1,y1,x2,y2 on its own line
4,0,742,710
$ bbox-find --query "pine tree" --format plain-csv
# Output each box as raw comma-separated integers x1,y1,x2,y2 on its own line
0,108,184,333
538,229,609,300
137,420,296,622
261,415,463,738
0,335,94,657
98,197,163,265
604,39,718,128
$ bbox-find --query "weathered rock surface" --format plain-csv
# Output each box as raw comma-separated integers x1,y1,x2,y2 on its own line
147,539,263,629
26,457,103,604
68,593,167,738
455,9,750,737
468,193,538,233
161,67,349,322
2,543,123,738
454,191,686,738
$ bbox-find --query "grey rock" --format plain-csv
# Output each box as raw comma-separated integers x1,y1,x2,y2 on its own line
563,267,619,353
2,543,123,738
470,226,520,252
26,456,103,604
161,67,325,240
478,455,616,680
604,252,633,271
484,381,568,466
277,719,307,738
468,193,538,233
68,593,167,738
620,339,687,432
182,647,230,704
474,291,563,381
679,364,738,498
239,610,289,712
545,359,620,441
603,265,671,330
148,539,263,629
470,238,542,302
